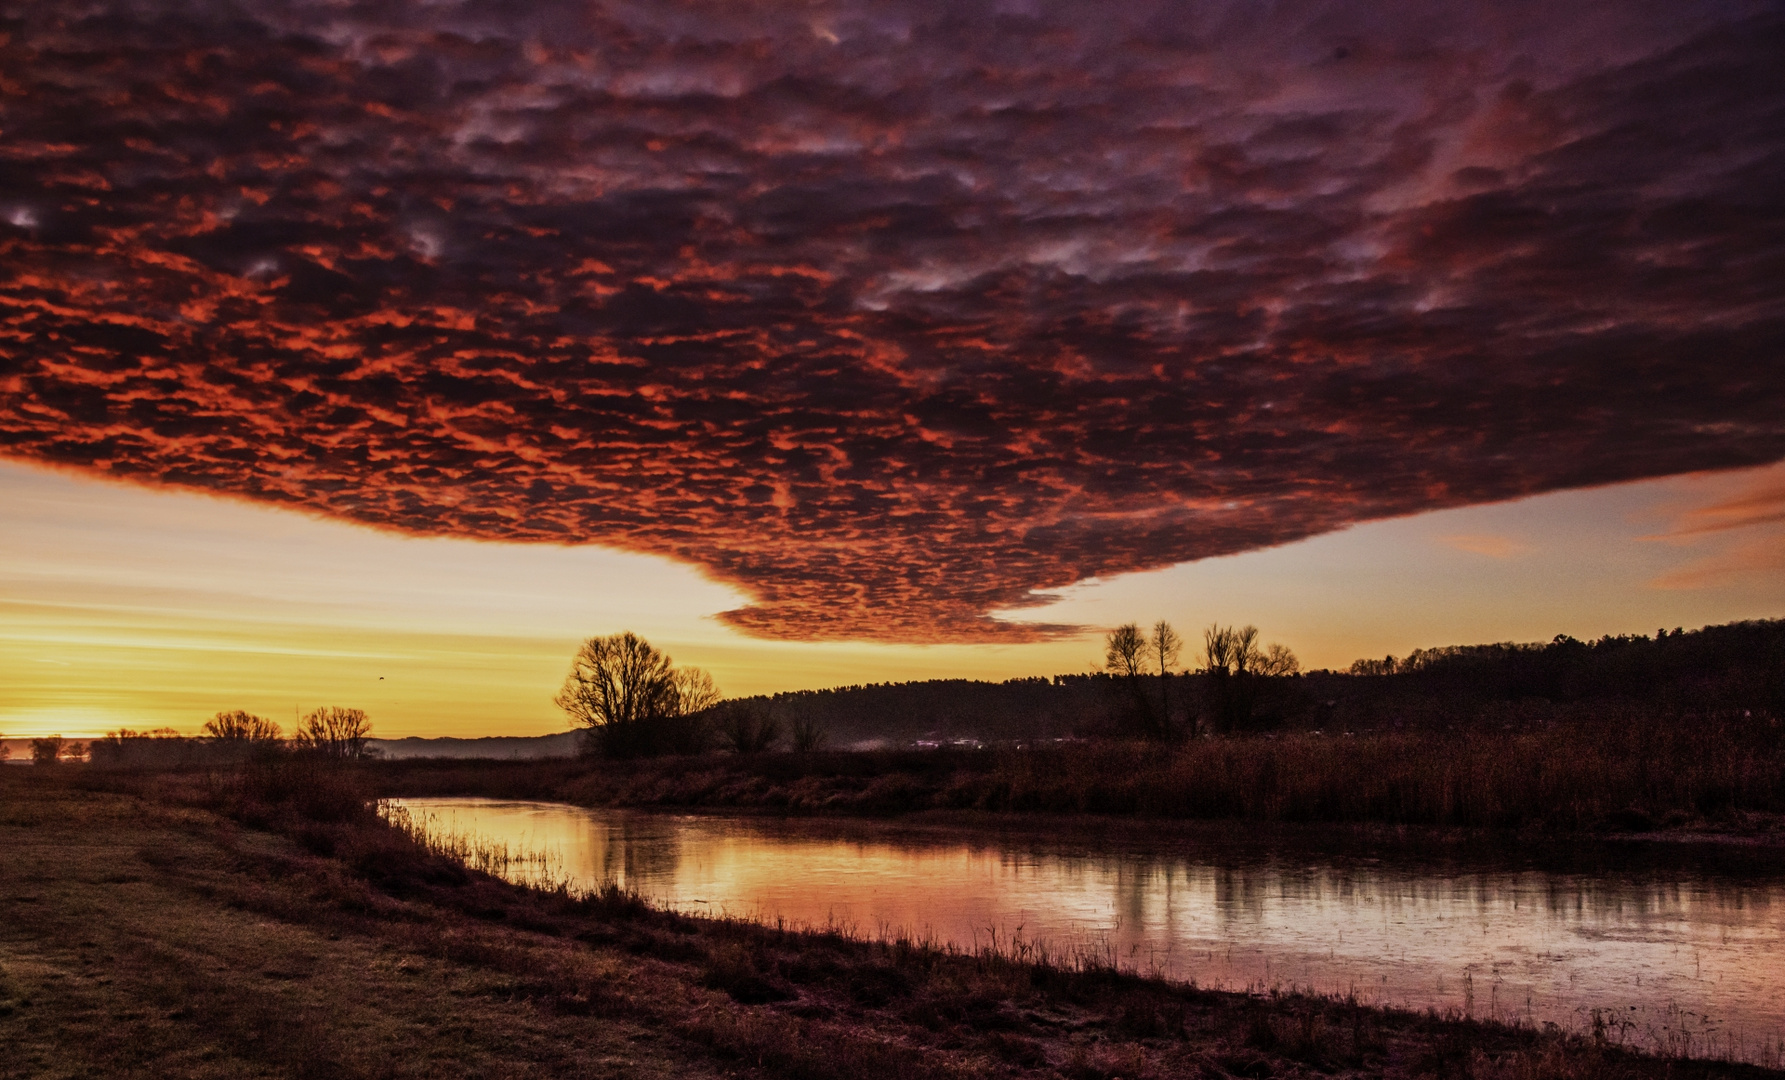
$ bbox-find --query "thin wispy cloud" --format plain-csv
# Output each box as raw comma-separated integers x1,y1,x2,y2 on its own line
2,0,1782,639
1645,479,1785,539
1650,537,1785,591
1643,462,1785,590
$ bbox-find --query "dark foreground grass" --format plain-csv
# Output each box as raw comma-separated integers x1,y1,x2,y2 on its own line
376,710,1785,836
4,762,1781,1079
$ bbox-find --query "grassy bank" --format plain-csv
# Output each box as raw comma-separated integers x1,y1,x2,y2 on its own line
374,710,1785,836
3,763,1780,1079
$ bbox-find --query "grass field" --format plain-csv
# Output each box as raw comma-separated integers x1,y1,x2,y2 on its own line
4,761,1782,1079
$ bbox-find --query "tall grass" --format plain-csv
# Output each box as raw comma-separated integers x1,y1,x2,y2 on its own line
369,708,1785,831
377,801,569,887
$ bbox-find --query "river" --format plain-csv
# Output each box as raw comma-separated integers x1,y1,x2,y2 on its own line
385,797,1785,1062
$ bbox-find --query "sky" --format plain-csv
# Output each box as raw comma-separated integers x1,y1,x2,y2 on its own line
2,0,1783,738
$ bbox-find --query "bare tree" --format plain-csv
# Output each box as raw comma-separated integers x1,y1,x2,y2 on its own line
1204,625,1271,675
1199,625,1236,733
1257,643,1301,677
1152,620,1183,675
1232,625,1262,673
718,703,781,754
1103,623,1158,737
556,632,675,732
294,707,371,760
203,710,283,743
1202,625,1237,675
1104,623,1148,678
1151,620,1182,733
555,632,721,757
789,712,830,752
1203,624,1299,732
672,668,722,716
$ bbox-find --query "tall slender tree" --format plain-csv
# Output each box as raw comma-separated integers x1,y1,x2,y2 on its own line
1151,620,1182,736
1104,623,1154,736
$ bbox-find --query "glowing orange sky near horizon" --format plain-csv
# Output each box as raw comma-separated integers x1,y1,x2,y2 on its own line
2,457,1781,741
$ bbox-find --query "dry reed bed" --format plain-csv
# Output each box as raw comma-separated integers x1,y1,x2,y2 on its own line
967,715,1784,828
374,711,1785,834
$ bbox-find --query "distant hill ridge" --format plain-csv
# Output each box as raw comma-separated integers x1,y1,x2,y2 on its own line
366,732,582,760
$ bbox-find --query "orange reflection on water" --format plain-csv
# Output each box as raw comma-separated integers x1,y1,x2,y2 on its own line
388,799,1785,1062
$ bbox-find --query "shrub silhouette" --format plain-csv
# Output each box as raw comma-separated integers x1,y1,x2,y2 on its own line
293,707,372,760
31,737,60,764
204,710,282,743
90,728,193,769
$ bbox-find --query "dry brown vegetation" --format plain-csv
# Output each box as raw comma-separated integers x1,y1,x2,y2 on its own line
376,709,1785,837
4,762,1781,1079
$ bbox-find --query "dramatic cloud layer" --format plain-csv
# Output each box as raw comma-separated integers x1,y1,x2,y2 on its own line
3,0,1783,639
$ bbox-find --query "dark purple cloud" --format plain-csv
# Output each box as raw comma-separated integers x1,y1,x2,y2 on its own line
2,0,1783,639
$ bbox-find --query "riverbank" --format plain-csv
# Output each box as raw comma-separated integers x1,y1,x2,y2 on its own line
369,716,1785,841
5,766,1780,1079
387,791,1785,1050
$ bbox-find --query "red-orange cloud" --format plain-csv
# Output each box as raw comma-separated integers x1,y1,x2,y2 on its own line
3,1,1783,639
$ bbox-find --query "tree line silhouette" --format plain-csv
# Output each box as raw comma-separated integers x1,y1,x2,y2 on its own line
554,621,1309,757
552,619,1783,757
36,706,379,769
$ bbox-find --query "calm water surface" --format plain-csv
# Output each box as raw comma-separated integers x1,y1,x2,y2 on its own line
388,798,1785,1060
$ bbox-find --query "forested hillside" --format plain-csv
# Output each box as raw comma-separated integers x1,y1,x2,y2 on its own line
722,619,1785,745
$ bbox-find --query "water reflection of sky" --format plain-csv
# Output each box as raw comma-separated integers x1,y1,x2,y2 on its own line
387,799,1785,1062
